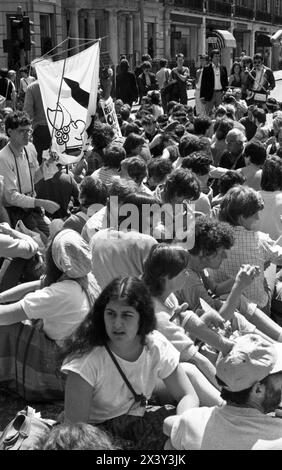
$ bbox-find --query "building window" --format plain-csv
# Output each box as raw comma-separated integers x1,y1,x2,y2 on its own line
256,0,268,12
40,14,53,55
147,23,155,58
274,0,280,15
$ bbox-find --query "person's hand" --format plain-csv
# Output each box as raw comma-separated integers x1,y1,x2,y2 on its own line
200,309,225,330
234,264,260,290
38,199,60,215
221,337,235,356
266,135,276,146
170,302,189,322
0,222,13,236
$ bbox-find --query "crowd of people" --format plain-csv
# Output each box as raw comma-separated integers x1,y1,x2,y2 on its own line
0,48,282,451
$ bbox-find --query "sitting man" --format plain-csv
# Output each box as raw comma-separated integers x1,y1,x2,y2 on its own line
214,185,282,315
164,333,282,450
177,215,282,346
0,111,59,238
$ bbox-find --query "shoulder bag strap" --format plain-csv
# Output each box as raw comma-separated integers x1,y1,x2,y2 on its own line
104,343,147,406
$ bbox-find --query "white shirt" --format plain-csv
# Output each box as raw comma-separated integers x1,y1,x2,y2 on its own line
257,190,282,241
156,67,171,90
213,63,222,91
153,295,198,361
61,330,179,423
167,405,282,450
20,280,91,344
253,67,265,91
20,76,36,93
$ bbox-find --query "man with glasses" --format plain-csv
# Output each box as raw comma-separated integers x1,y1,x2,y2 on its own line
0,111,59,234
200,49,228,116
245,53,275,106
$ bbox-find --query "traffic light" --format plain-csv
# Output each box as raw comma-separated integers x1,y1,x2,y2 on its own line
23,16,35,51
3,16,23,52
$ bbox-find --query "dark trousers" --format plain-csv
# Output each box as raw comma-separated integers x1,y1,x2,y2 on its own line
32,125,51,165
0,257,43,293
6,206,50,238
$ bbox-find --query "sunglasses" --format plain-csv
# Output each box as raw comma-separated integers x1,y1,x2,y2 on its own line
254,61,262,64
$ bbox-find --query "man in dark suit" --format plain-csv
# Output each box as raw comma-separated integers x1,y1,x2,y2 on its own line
200,49,228,115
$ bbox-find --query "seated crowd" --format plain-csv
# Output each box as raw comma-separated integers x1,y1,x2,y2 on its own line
1,55,282,451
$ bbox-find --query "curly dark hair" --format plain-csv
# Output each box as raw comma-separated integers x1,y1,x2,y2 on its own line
218,170,246,196
143,244,189,297
162,168,200,203
5,110,31,135
60,277,156,361
181,151,213,176
193,115,212,136
219,185,264,226
261,155,282,191
148,158,172,183
79,176,108,207
214,118,234,141
123,133,146,156
103,144,126,169
178,135,204,158
90,121,115,150
122,156,147,184
243,142,266,167
189,216,234,257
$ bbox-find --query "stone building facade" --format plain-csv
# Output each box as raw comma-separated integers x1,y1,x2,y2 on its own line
0,0,63,69
1,0,282,73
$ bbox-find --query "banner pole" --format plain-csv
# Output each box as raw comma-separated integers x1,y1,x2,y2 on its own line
49,51,69,146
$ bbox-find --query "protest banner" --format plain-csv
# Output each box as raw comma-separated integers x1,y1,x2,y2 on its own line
35,41,100,165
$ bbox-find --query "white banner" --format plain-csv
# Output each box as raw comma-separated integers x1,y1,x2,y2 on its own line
35,42,100,165
99,96,122,139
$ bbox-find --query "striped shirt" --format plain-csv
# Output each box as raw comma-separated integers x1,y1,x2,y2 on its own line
91,167,119,187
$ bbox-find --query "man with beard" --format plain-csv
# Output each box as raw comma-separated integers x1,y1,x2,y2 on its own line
164,333,282,449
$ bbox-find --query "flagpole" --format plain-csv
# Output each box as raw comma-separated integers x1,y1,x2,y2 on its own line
48,36,107,60
49,52,68,147
41,37,69,60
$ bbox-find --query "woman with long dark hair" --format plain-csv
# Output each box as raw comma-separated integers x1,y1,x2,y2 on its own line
61,277,199,450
